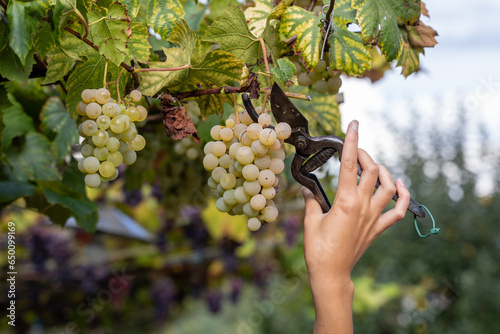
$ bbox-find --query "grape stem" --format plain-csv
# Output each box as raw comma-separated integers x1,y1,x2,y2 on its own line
259,38,271,77
103,59,108,88
233,94,240,124
116,68,126,103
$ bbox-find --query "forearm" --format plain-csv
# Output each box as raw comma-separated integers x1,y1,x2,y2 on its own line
311,276,355,334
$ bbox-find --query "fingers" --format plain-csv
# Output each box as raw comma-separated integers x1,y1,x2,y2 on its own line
357,148,379,198
302,187,323,230
375,179,410,232
371,164,396,211
338,120,359,195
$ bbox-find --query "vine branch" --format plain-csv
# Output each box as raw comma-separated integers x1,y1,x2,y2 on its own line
307,0,318,11
325,1,335,22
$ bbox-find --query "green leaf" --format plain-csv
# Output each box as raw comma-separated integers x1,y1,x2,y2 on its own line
87,2,130,66
147,0,185,40
0,181,35,203
396,26,424,77
271,58,297,86
39,181,99,232
280,6,322,70
128,22,150,64
33,21,56,59
66,55,128,118
0,21,9,51
120,0,141,19
203,6,261,65
53,0,76,44
6,132,59,181
0,94,35,151
0,47,36,82
40,97,79,162
7,0,33,65
244,0,273,38
327,0,372,76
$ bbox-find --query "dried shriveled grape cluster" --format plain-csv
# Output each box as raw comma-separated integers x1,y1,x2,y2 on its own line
203,108,291,231
76,88,147,188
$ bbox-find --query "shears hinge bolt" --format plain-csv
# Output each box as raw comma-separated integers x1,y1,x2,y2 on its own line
295,137,307,150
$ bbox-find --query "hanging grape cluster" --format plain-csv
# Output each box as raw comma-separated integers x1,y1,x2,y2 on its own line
292,55,342,95
76,88,147,188
203,108,291,231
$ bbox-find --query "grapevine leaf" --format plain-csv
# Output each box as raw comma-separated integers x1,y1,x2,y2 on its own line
1,94,35,151
421,1,429,17
0,181,35,204
87,2,131,66
203,6,261,65
196,92,235,117
0,21,8,51
161,104,200,142
6,132,59,182
66,55,128,118
120,0,141,19
6,0,33,65
268,0,294,21
0,47,36,82
33,21,56,59
396,26,424,77
244,0,273,38
147,0,185,40
328,0,372,76
39,181,99,232
407,22,438,48
128,22,151,63
53,0,76,44
271,58,297,86
280,6,322,70
40,97,79,162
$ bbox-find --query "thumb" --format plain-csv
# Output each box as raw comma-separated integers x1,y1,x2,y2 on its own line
302,187,323,222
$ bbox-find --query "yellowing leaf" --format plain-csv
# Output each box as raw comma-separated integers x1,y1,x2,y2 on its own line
280,6,322,70
244,0,273,38
147,0,184,40
128,22,150,63
396,26,424,77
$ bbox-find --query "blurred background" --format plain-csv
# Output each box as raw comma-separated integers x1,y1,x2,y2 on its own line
1,0,500,333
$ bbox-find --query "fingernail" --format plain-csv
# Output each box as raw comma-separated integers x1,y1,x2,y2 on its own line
350,120,359,132
397,179,405,187
302,187,312,197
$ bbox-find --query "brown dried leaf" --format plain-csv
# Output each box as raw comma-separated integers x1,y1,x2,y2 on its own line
408,22,438,48
246,71,261,99
161,103,200,143
421,2,430,18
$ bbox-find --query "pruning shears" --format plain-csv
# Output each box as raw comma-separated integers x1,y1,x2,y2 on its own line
242,83,426,218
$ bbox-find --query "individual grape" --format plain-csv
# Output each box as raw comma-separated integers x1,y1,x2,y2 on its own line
298,73,312,86
239,132,252,146
107,151,123,167
243,180,261,196
77,159,86,173
211,166,227,183
271,148,286,160
207,176,218,189
243,203,259,217
86,102,102,119
122,124,137,142
258,113,272,127
328,76,342,94
223,189,238,205
81,120,98,137
220,173,237,190
217,184,225,195
93,146,109,161
131,135,146,151
109,168,119,181
250,194,266,211
327,66,335,77
203,154,219,171
204,142,214,155
269,158,285,174
292,61,302,75
125,107,140,122
229,163,242,177
309,69,323,82
259,128,277,146
236,177,244,187
218,154,232,169
232,203,244,215
81,89,95,103
275,122,292,140
224,137,237,149
254,155,271,169
262,205,278,223
92,130,109,147
96,115,111,130
314,79,328,94
83,157,99,173
81,144,94,158
216,197,231,213
233,124,247,138
186,147,199,160
174,142,185,155
123,150,137,165
234,161,243,172
130,89,142,102
234,186,250,203
76,101,88,116
180,137,192,148
266,199,275,207
94,88,110,104
228,142,243,159
99,161,115,178
273,176,280,188
220,127,234,141
261,186,276,200
247,123,263,140
247,217,262,231
118,140,130,154
316,59,327,72
258,169,276,187
210,125,222,140
102,102,121,118
110,115,130,133
85,173,101,188
136,105,148,122
242,164,259,181
251,139,269,156
77,123,85,137
211,141,227,157
239,110,253,125
225,118,235,128
236,146,255,165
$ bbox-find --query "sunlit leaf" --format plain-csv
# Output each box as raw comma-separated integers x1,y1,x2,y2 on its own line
147,0,184,40
128,22,151,63
271,58,297,86
244,0,273,38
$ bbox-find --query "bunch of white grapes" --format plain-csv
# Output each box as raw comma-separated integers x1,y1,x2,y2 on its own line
293,55,342,95
173,101,202,160
76,88,147,188
203,108,292,231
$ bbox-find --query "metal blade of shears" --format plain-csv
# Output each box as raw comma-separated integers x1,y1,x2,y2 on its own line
270,83,309,136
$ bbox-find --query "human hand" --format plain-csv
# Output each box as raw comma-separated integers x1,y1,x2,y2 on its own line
302,120,411,333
